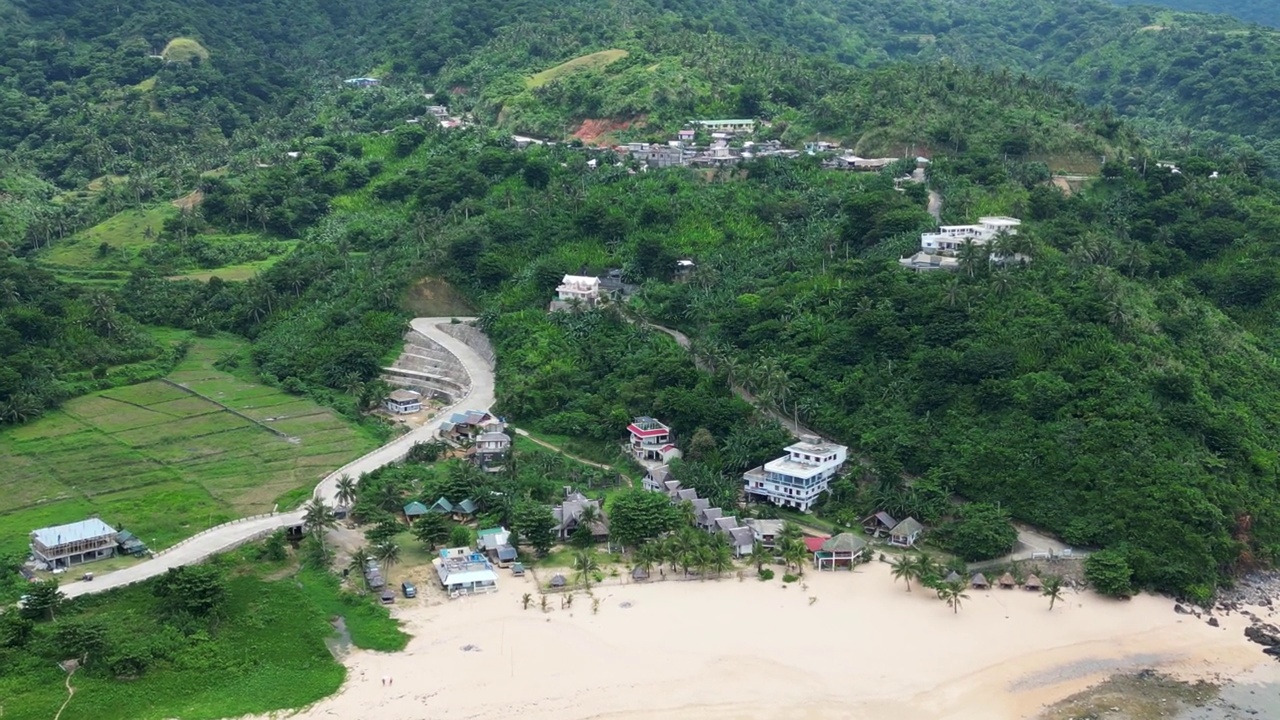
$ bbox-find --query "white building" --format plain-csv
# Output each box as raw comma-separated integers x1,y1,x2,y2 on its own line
552,275,600,309
919,216,1021,255
743,437,848,513
695,119,756,134
384,389,422,414
627,417,682,463
433,547,499,597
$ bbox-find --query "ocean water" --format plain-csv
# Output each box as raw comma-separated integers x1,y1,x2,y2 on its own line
1179,663,1280,719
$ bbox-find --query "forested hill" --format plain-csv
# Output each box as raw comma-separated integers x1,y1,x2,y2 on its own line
1111,0,1278,27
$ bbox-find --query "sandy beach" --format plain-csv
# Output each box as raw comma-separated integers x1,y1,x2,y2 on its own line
243,562,1277,720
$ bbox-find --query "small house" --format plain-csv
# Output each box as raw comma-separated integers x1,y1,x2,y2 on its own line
380,589,396,604
384,389,422,414
1023,574,1043,591
971,573,990,589
743,518,783,549
403,501,429,521
677,128,695,142
814,533,867,570
441,409,498,442
642,464,671,492
631,565,650,581
428,497,455,515
696,507,724,532
728,527,755,557
861,512,898,538
549,574,567,589
944,570,962,584
433,547,499,597
552,491,607,542
694,119,756,134
550,275,601,311
998,572,1017,589
473,431,511,471
115,529,148,556
478,527,517,565
803,536,828,554
343,77,381,88
889,517,924,548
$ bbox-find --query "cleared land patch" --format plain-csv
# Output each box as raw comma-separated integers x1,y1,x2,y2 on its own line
527,49,629,88
161,37,210,63
0,337,379,557
42,205,176,267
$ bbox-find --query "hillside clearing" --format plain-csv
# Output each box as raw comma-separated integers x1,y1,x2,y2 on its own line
0,336,379,558
42,205,176,267
526,49,629,88
161,37,210,63
167,256,285,281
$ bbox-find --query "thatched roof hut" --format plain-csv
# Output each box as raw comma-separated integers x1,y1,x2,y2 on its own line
631,566,650,581
550,574,566,588
943,570,962,584
971,573,989,589
1023,574,1043,590
998,572,1017,589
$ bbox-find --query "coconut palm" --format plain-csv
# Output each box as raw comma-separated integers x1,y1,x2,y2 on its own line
521,593,532,610
302,499,337,540
746,540,769,573
348,547,373,585
709,541,734,577
939,579,969,614
634,542,659,577
335,475,358,510
574,550,600,589
913,552,940,588
1042,575,1065,610
891,554,916,592
375,542,401,576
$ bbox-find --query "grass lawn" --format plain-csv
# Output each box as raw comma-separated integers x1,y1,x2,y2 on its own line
0,336,380,560
526,49,629,88
167,255,286,282
0,551,406,720
42,205,177,267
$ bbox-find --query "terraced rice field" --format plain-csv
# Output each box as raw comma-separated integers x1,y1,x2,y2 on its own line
0,338,379,556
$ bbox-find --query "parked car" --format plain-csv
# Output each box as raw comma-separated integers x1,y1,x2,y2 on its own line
401,581,416,598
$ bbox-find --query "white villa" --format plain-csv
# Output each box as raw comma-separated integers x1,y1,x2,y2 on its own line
384,389,422,414
31,519,118,569
743,437,848,513
901,216,1023,272
433,547,499,597
695,119,756,134
550,275,601,311
627,417,682,463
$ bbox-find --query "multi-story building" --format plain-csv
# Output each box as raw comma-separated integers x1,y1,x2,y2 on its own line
550,275,601,311
30,519,118,569
627,417,682,463
919,216,1021,255
743,437,848,513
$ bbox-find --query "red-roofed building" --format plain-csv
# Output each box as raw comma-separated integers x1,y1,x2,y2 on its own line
627,417,683,463
803,536,828,554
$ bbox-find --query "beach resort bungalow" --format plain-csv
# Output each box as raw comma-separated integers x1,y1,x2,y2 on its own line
428,496,478,520
642,465,672,492
889,517,924,548
742,436,848,513
384,389,422,414
998,572,1017,589
553,491,608,542
433,547,499,597
626,417,682,463
30,519,118,569
695,119,756,134
473,431,511,471
550,275,601,311
728,527,756,558
743,518,784,549
971,573,990,589
477,527,518,566
814,533,867,570
862,511,898,538
696,506,724,532
1023,574,1043,591
403,501,429,521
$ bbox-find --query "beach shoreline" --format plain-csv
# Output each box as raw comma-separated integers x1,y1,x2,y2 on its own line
235,561,1278,720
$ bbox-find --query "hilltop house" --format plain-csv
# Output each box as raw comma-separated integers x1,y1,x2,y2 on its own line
627,417,682,463
30,519,118,569
550,275,601,311
384,389,422,414
625,142,687,168
823,155,898,171
899,216,1023,272
743,437,848,513
343,77,380,88
440,409,499,442
472,431,511,471
553,490,608,542
433,547,499,596
695,119,756,134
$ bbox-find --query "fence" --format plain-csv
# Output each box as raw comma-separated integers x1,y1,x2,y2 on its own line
151,512,283,558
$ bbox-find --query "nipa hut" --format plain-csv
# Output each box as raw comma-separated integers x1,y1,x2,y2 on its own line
631,566,650,581
998,572,1017,589
1023,574,1043,591
943,570,962,584
971,573,989,589
549,574,567,589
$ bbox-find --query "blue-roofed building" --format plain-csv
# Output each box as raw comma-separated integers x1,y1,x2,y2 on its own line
343,77,380,88
31,519,118,568
441,409,499,442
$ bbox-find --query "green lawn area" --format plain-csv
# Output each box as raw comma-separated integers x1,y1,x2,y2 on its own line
0,336,380,558
167,254,286,282
0,552,406,720
526,49,629,88
42,205,177,267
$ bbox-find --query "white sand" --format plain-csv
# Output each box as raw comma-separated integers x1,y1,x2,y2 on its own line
245,563,1272,720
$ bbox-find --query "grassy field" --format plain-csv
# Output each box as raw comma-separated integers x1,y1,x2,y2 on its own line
0,550,407,720
526,49,629,88
167,255,286,281
43,205,177,267
0,336,380,558
161,36,210,62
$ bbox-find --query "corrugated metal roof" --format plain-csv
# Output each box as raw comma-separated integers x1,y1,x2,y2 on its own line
31,519,116,547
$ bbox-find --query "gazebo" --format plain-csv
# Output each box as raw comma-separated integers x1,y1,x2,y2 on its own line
998,572,1017,589
943,570,962,584
971,573,990,589
403,501,428,520
1023,574,1043,591
550,574,566,589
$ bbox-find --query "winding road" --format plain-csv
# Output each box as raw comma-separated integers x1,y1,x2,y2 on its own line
61,318,493,599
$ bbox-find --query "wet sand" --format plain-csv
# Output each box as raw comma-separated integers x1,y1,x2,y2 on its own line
237,561,1275,720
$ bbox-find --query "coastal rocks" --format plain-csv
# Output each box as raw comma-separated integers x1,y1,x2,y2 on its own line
1244,625,1280,647
1219,571,1280,607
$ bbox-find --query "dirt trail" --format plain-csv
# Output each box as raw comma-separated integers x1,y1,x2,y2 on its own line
53,664,78,720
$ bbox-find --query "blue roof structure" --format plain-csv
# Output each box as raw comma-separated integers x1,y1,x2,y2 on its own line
31,519,115,547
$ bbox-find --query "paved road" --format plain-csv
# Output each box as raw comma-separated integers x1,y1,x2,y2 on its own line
62,317,493,599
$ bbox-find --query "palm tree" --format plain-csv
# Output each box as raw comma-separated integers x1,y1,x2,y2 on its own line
939,579,969,614
348,547,372,586
335,475,357,510
574,550,600,589
634,543,658,577
302,499,337,540
709,541,734,577
375,542,401,576
521,593,533,610
891,554,916,592
1042,576,1065,610
746,540,768,573
912,553,939,588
